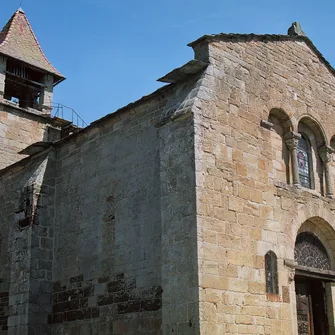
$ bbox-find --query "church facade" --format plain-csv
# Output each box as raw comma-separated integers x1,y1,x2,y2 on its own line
0,8,335,335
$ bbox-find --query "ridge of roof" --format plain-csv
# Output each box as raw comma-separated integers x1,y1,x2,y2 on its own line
0,9,64,82
188,33,335,78
0,11,15,46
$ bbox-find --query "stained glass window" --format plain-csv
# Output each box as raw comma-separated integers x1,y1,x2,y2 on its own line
295,232,330,270
297,133,312,188
265,251,279,294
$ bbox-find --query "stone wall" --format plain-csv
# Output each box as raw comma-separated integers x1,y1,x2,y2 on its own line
0,103,50,170
51,101,163,334
0,167,10,335
0,151,56,335
159,114,199,335
193,37,335,334
50,77,201,335
0,71,203,334
3,30,335,335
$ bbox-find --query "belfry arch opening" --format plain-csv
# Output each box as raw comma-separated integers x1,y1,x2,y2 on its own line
4,59,45,109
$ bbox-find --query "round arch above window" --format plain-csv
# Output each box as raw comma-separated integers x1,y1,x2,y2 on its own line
294,232,331,271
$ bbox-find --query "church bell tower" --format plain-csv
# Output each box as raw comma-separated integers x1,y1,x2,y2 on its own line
0,7,64,111
0,8,66,169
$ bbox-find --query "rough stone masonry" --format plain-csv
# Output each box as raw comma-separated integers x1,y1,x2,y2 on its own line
1,9,335,335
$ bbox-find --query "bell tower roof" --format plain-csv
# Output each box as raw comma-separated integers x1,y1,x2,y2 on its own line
0,8,64,84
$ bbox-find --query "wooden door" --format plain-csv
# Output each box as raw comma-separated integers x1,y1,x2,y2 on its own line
296,282,313,335
295,278,329,335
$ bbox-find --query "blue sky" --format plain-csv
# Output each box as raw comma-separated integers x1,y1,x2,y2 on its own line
1,1,334,124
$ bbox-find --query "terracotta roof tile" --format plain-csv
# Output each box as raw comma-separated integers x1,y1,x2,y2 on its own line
0,9,64,82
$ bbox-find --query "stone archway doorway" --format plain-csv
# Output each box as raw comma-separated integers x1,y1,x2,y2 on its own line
295,232,331,335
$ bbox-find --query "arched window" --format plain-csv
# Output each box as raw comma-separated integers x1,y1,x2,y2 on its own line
265,251,279,294
295,232,330,271
297,133,312,188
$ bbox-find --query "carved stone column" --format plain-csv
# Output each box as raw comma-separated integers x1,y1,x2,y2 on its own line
284,132,301,186
319,145,334,197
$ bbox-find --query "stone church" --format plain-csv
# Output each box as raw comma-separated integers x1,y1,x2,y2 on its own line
0,7,334,335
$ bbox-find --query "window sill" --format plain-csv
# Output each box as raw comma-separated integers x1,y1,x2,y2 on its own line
266,293,281,302
2,99,51,119
273,180,332,200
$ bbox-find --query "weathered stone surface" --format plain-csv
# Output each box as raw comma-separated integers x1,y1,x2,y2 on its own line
193,32,335,335
2,12,335,335
287,22,306,36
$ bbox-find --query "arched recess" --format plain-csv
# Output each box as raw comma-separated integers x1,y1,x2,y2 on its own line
268,108,293,134
298,115,327,147
295,217,335,270
295,232,330,270
298,116,327,193
294,219,335,335
268,108,293,183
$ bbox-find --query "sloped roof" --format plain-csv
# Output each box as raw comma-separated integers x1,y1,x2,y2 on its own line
188,33,335,78
0,8,64,83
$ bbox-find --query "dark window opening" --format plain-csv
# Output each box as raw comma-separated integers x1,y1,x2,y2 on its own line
4,59,44,109
265,251,279,294
297,133,312,189
18,217,30,228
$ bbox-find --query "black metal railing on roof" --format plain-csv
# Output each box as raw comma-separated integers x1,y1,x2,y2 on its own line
3,96,88,129
51,103,87,128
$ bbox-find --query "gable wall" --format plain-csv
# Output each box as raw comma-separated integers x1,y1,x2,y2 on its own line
194,39,335,334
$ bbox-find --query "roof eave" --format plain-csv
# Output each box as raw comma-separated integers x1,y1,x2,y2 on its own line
53,75,66,87
0,9,65,85
0,52,65,86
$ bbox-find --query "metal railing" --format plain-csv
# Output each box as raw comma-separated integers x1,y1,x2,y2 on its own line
51,103,87,128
